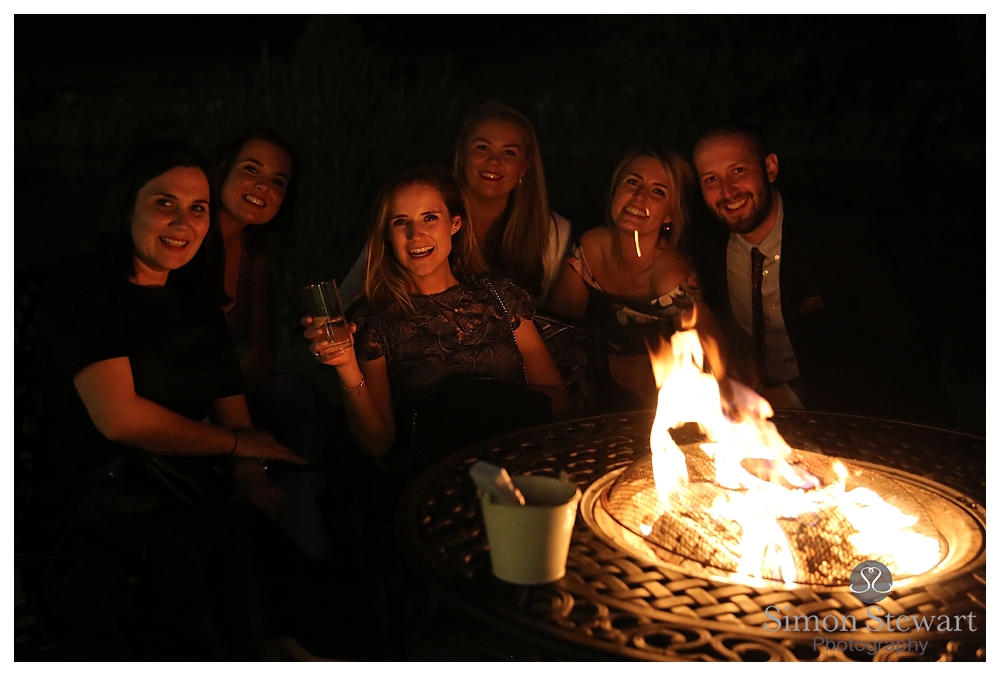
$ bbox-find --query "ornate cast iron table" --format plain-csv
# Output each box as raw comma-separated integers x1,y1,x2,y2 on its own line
396,411,986,661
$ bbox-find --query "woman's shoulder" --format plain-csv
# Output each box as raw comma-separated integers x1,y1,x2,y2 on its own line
577,227,613,270
652,246,697,294
465,270,527,293
463,272,533,311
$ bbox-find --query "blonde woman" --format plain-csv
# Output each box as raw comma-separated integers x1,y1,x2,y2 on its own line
453,100,570,304
547,148,725,409
339,101,570,307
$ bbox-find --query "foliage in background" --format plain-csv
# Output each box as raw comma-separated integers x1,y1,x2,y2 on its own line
15,15,985,431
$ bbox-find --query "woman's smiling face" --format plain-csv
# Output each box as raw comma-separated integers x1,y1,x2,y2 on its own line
610,156,673,235
461,119,528,202
220,138,293,226
130,165,211,286
387,182,461,292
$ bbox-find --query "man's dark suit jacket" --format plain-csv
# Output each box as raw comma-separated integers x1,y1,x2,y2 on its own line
690,191,951,426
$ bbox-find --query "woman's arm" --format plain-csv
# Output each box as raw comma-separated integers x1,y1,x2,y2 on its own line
514,319,571,420
239,251,277,390
304,319,396,456
73,357,303,462
545,258,589,318
211,393,287,515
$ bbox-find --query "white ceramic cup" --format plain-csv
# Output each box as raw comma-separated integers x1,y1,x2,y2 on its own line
479,474,581,585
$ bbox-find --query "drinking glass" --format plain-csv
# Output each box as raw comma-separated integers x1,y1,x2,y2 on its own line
301,279,352,349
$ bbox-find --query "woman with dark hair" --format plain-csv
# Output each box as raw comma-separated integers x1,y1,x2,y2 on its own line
305,166,568,470
213,127,298,389
339,101,571,306
547,148,727,410
32,139,306,658
212,129,338,561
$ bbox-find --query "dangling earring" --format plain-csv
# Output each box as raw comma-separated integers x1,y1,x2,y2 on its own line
518,177,522,185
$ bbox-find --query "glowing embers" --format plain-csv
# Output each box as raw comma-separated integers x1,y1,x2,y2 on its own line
600,443,952,587
591,329,971,588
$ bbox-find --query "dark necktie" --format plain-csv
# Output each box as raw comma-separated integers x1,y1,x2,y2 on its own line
751,247,767,369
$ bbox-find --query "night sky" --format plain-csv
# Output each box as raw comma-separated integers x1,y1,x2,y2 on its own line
14,14,986,433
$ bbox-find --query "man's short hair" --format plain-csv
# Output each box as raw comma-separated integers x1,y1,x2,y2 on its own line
693,121,770,164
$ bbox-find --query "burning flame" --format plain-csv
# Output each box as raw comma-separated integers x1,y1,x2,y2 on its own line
646,330,943,585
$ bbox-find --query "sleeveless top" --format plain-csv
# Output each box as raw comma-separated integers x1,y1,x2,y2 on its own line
567,243,702,355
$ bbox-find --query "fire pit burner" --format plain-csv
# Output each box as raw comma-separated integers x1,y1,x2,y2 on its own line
398,411,986,661
587,438,983,590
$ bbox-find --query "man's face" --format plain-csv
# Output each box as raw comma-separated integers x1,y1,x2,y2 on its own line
694,134,777,235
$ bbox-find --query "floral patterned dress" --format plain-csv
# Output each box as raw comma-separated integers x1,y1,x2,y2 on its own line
567,243,702,355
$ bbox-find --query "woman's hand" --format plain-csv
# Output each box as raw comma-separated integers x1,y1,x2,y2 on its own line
301,315,357,367
232,428,306,464
233,459,284,517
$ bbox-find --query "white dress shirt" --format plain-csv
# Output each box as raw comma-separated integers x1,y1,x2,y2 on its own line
726,190,801,388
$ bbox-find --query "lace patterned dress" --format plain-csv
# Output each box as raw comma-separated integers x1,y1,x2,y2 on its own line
567,243,702,355
351,273,532,409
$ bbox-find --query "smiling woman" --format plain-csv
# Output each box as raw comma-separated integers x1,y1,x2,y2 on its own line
128,166,211,285
304,165,569,472
213,128,298,391
338,101,571,307
30,139,306,658
547,147,728,409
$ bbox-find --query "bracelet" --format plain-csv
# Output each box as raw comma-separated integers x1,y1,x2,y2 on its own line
228,429,239,455
342,374,365,394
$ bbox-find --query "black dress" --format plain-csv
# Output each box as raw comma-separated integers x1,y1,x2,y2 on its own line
29,255,273,659
351,273,550,469
352,272,532,405
33,255,245,531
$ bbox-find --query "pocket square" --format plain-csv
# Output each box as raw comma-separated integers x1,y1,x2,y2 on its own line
799,295,825,314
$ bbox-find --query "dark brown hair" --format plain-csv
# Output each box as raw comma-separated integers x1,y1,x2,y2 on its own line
212,127,299,254
97,138,224,303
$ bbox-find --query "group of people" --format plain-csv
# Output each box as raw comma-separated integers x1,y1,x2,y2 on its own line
26,101,940,659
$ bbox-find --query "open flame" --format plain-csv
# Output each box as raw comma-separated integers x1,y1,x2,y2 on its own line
646,330,943,585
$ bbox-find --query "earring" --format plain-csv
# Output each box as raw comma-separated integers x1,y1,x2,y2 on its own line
518,177,523,185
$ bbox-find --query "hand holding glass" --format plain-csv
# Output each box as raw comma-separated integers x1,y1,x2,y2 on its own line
301,280,352,350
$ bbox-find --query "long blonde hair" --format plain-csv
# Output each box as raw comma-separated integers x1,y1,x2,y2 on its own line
364,165,487,315
606,147,694,264
453,101,551,297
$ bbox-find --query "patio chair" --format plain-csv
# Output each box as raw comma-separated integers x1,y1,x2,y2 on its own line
532,309,610,418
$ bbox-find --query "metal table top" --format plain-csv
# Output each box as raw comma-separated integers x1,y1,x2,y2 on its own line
395,410,986,661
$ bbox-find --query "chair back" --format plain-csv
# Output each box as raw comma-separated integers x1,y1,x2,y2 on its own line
532,310,610,418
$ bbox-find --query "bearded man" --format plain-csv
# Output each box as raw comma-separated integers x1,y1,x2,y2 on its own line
690,122,950,426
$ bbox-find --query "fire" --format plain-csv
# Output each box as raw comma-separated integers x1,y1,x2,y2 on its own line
645,330,943,585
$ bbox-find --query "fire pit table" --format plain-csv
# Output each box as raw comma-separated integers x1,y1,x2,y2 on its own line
395,410,985,661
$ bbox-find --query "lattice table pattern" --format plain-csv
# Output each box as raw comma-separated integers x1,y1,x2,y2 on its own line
396,411,986,661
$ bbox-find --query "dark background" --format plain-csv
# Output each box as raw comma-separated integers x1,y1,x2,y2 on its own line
14,15,985,434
